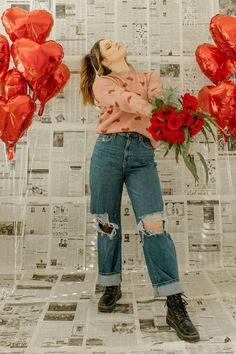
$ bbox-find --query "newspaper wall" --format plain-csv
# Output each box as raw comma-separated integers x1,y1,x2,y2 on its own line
1,0,236,352
0,0,235,284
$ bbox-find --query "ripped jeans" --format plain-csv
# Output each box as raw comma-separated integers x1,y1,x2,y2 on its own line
89,132,183,297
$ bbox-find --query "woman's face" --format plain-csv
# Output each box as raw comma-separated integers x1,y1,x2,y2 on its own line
99,39,126,67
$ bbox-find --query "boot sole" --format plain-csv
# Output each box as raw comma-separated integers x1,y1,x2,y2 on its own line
166,316,200,343
98,290,122,313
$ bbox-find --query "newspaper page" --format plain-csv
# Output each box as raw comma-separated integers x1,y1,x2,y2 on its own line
182,0,214,56
164,198,188,271
52,57,87,125
160,0,181,56
148,0,161,56
51,130,86,197
50,201,86,270
116,0,148,56
27,129,50,197
217,133,236,195
55,0,86,56
187,199,222,270
219,0,236,15
87,0,116,47
0,140,28,197
0,202,23,273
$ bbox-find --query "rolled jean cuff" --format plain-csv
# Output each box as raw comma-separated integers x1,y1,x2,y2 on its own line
98,272,121,286
153,280,183,297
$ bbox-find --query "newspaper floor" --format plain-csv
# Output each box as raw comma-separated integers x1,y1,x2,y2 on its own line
1,267,236,353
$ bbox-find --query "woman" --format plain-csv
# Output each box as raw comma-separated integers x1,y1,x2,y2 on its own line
79,39,200,343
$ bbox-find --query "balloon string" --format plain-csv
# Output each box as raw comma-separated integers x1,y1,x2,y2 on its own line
32,90,37,101
4,143,10,173
3,144,17,296
38,103,45,116
18,133,39,269
225,131,234,195
7,143,14,160
12,167,17,294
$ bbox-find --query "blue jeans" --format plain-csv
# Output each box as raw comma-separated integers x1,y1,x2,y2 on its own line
89,132,183,297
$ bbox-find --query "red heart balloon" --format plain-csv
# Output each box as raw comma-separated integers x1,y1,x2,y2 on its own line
228,116,236,136
198,81,236,129
195,43,235,84
0,34,10,79
0,95,36,159
36,63,70,116
11,38,64,92
210,14,236,61
1,7,54,43
0,98,6,137
1,68,27,100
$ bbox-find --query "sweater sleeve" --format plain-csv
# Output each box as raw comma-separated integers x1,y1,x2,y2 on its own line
147,71,164,104
92,76,154,117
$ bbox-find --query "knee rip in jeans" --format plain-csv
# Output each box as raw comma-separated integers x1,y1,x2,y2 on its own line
92,212,119,240
137,212,166,245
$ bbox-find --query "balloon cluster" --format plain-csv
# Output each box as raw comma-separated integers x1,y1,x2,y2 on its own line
196,14,236,137
0,7,70,159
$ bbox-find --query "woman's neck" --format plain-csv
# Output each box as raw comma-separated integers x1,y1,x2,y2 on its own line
109,61,132,74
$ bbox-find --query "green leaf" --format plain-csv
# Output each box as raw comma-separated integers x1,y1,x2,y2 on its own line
182,154,199,182
189,154,198,177
204,115,219,128
204,120,217,142
201,111,218,125
163,149,169,158
154,96,164,109
201,127,210,152
183,127,190,155
201,126,209,142
175,144,180,162
204,115,226,138
163,143,173,157
197,152,209,184
177,97,182,105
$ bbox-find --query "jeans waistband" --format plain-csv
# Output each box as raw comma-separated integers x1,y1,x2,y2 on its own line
99,132,146,140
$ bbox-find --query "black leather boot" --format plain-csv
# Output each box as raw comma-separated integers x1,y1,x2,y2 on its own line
98,284,122,312
166,293,200,342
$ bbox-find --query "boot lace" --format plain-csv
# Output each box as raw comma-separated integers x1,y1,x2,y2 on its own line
104,285,119,295
165,293,190,322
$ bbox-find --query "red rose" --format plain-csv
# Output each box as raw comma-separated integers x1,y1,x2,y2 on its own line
179,112,194,127
181,93,199,112
162,128,172,140
153,132,165,140
152,107,165,119
150,116,166,130
147,127,165,140
155,104,176,118
167,111,184,131
168,130,185,144
189,118,204,137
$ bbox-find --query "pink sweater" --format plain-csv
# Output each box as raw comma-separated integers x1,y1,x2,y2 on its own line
92,70,164,149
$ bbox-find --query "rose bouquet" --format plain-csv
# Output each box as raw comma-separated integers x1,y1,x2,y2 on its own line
146,92,221,183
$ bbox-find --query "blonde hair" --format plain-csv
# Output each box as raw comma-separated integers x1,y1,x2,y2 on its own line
79,39,135,106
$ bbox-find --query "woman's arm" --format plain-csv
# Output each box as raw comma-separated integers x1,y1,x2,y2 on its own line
92,76,154,117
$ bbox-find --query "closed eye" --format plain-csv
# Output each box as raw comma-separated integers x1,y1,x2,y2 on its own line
105,41,112,50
